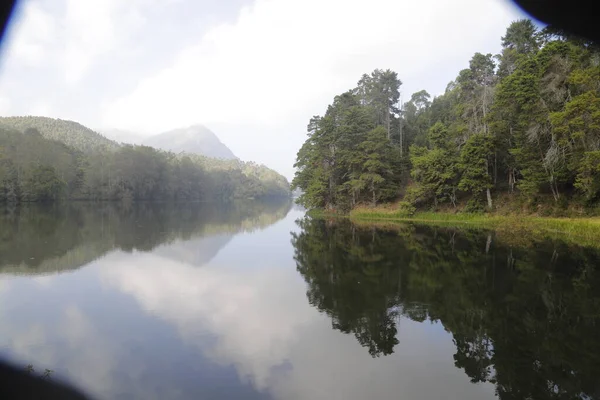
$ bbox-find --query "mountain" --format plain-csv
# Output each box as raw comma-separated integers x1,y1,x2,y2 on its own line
143,124,237,160
0,116,118,153
98,128,146,145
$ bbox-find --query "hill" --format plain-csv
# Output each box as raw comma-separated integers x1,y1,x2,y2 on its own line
183,154,290,199
0,116,118,153
0,121,289,202
143,124,237,160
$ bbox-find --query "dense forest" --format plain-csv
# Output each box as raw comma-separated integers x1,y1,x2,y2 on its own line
0,116,119,153
292,20,600,213
292,217,600,398
0,118,290,202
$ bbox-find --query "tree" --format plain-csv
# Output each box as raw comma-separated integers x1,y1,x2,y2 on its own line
458,134,494,208
574,151,600,201
357,126,400,205
0,124,289,203
293,19,600,213
497,19,541,78
356,69,402,139
409,123,459,207
293,73,402,210
402,90,431,150
25,165,64,201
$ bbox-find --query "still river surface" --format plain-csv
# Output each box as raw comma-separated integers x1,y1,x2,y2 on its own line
1,201,599,399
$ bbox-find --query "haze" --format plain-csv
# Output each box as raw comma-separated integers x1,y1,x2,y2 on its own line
0,0,530,179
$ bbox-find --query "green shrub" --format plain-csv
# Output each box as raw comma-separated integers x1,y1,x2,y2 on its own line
464,197,485,214
397,201,416,217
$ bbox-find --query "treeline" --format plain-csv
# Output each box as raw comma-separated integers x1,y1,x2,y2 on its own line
292,217,600,398
0,116,119,153
293,20,600,212
0,124,289,202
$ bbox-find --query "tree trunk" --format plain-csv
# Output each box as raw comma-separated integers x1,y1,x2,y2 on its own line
550,179,560,202
386,112,391,140
493,151,497,185
451,187,457,208
372,182,376,206
399,119,403,156
486,188,493,210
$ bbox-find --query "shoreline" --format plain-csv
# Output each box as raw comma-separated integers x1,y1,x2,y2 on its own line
307,207,600,248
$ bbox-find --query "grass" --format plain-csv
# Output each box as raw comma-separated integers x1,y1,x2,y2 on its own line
345,206,600,248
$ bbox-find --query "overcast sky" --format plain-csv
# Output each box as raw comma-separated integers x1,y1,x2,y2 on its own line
0,0,532,179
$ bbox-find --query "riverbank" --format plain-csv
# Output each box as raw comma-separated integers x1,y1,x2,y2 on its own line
350,206,600,245
307,206,600,248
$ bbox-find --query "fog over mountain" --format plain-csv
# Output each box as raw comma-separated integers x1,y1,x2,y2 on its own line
142,125,237,160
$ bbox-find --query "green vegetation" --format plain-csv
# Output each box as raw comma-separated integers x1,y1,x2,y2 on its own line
292,216,600,398
349,207,600,247
292,20,600,216
0,120,289,203
0,116,119,153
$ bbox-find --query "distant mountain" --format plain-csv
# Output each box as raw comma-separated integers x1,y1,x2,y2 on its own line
0,116,118,153
98,128,146,145
143,124,237,160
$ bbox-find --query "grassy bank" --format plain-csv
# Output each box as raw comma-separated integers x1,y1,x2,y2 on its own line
347,206,600,245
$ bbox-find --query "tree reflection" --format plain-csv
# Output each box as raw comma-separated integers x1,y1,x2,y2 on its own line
291,216,600,399
0,199,291,275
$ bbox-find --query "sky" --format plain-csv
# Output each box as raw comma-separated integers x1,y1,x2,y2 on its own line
0,0,532,179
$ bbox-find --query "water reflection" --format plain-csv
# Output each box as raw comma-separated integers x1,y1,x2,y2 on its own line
4,205,599,399
0,206,496,400
0,200,292,275
291,216,600,399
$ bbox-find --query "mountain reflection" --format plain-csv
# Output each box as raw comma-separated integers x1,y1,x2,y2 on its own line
291,216,600,399
0,199,291,275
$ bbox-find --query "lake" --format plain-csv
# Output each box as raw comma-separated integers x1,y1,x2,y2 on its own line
1,201,599,399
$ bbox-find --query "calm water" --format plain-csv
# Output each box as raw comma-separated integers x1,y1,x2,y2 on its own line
1,202,600,399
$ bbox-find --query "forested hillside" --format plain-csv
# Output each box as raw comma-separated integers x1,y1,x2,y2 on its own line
0,124,289,202
0,116,119,153
292,20,600,213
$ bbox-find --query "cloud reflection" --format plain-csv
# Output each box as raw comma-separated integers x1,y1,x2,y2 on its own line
100,246,496,399
0,209,496,399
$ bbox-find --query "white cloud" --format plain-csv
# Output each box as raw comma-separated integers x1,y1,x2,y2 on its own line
2,0,154,84
102,0,524,134
2,1,56,66
29,101,52,116
61,0,151,84
0,96,10,114
0,0,527,178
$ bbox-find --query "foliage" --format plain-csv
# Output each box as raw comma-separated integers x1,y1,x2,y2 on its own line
294,18,600,213
0,116,119,153
408,122,459,207
575,151,600,201
397,201,416,217
0,124,290,203
292,73,404,210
